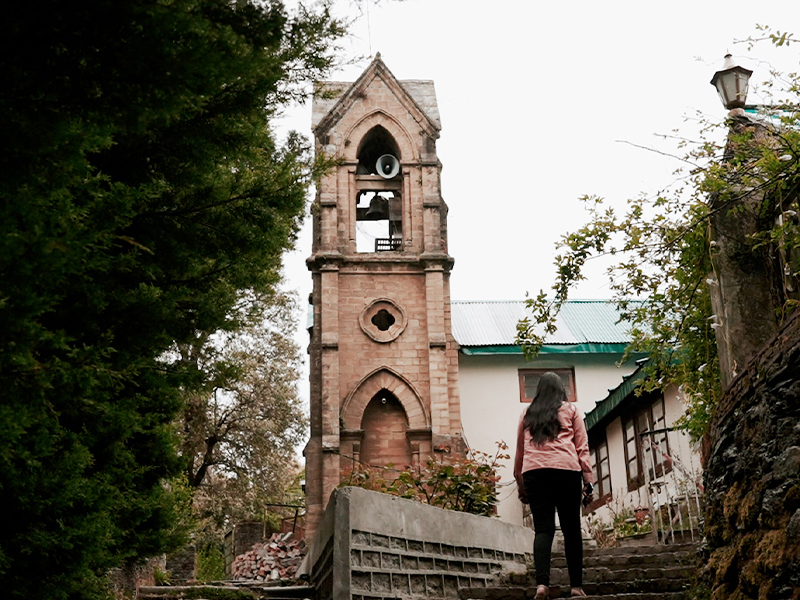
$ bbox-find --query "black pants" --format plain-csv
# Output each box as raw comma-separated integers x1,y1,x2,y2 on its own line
523,469,584,588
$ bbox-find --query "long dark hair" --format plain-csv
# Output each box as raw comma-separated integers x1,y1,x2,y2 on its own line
523,372,567,445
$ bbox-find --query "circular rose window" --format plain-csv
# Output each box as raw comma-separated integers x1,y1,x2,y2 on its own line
359,298,407,343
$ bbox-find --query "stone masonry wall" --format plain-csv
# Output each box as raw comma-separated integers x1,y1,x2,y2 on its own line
336,271,431,409
165,546,196,583
703,309,800,599
305,57,461,539
302,487,533,600
225,522,270,576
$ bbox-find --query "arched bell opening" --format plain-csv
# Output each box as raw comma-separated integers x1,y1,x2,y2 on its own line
355,125,403,253
356,125,401,175
359,390,411,469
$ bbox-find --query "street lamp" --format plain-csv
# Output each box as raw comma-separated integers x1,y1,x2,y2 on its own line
710,53,753,111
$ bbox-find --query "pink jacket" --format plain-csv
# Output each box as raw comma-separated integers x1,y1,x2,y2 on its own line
513,401,593,488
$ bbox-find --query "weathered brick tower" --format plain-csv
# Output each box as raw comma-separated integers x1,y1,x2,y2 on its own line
305,56,462,536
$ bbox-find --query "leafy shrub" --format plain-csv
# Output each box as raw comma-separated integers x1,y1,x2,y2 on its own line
196,544,226,583
153,567,171,586
340,442,509,517
585,499,652,547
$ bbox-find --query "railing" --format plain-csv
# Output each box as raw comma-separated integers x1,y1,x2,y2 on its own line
375,237,402,251
640,427,704,544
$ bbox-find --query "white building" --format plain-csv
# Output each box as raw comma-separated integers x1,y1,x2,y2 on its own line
582,364,704,542
453,300,703,539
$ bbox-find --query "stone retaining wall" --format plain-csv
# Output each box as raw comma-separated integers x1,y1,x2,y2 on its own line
225,522,271,576
301,487,533,600
704,309,800,599
165,546,196,583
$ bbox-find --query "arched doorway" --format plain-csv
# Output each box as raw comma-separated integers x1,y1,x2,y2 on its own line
360,390,411,468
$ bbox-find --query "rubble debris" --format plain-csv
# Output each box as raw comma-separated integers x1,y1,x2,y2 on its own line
231,533,306,583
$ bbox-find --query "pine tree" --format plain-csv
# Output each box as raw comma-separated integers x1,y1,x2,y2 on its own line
0,1,343,597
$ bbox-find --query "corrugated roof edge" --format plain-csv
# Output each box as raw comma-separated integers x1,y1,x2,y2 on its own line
460,343,631,355
451,299,619,304
452,299,638,348
584,357,651,431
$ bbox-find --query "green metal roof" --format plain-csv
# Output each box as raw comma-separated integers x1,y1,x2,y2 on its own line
452,300,635,353
459,343,630,356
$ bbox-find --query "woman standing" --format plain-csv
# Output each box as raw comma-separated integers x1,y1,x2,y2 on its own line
513,372,594,599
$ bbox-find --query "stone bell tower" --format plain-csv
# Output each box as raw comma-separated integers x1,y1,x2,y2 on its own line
304,56,462,536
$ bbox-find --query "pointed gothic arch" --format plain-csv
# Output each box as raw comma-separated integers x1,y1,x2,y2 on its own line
341,366,429,431
356,124,402,174
359,391,412,468
343,110,417,163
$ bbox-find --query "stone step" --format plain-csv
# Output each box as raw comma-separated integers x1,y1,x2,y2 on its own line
553,550,696,569
137,584,316,600
584,578,690,595
138,586,254,599
584,543,698,557
464,544,701,600
572,594,690,600
259,585,317,599
461,587,692,600
506,579,690,597
543,565,695,586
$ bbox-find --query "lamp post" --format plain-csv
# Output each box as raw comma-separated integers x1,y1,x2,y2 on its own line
710,53,753,115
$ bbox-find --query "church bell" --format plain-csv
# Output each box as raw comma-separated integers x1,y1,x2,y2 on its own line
363,195,390,220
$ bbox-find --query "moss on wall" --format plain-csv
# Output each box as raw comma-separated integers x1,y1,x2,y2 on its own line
703,311,800,599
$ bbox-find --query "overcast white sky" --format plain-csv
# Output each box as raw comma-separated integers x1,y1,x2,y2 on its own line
277,0,798,401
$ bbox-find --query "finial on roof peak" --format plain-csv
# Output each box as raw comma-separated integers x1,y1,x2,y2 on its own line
375,51,381,60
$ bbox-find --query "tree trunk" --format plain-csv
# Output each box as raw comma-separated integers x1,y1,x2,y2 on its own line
709,116,784,388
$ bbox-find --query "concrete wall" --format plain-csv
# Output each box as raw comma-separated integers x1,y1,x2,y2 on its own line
302,487,534,600
458,352,640,524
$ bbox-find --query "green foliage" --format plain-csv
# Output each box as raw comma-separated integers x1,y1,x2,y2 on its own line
613,514,652,538
517,29,800,440
153,567,172,587
583,517,618,549
0,1,344,598
341,442,509,517
517,191,723,440
196,544,227,583
585,502,652,548
178,291,308,544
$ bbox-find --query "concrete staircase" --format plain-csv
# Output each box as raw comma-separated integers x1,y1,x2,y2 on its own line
137,543,701,600
462,542,701,600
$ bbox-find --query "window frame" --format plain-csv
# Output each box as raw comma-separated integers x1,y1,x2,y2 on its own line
621,395,672,491
622,414,644,492
587,436,612,511
518,368,577,403
640,395,672,480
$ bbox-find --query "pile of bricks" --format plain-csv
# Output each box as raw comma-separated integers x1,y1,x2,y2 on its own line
231,533,307,582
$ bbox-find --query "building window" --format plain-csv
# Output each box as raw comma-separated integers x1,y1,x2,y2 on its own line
641,396,671,479
622,395,672,491
622,416,643,491
518,368,576,403
588,437,612,510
